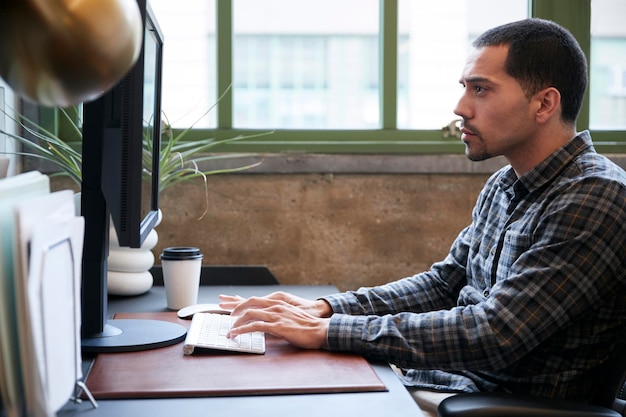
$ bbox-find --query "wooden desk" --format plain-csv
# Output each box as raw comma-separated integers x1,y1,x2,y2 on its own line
59,285,425,417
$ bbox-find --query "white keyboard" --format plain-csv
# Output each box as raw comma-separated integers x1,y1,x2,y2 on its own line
183,312,265,355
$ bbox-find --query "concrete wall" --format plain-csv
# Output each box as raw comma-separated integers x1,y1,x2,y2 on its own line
49,151,626,292
52,165,492,292
155,172,488,291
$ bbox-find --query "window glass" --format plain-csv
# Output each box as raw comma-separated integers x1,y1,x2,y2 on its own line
233,0,379,129
397,0,527,129
590,0,626,130
150,0,217,129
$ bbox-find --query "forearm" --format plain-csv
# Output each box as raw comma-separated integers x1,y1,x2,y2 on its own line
322,228,471,317
325,252,626,372
324,308,500,370
322,264,464,317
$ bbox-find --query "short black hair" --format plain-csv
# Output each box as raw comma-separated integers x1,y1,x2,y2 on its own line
472,18,588,124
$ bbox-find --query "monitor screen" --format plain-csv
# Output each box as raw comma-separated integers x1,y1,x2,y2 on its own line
80,0,186,352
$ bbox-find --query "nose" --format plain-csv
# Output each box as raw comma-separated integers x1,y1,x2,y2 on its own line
453,92,470,119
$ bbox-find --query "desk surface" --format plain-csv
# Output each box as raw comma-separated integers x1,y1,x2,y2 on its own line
59,285,424,417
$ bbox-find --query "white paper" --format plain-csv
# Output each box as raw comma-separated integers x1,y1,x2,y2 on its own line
14,189,84,417
0,171,49,417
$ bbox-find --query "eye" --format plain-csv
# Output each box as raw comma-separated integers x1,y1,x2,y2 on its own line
474,85,486,95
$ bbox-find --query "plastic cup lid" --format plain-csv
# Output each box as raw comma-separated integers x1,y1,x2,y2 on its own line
160,246,203,260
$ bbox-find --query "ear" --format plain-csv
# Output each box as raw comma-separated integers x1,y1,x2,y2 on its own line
534,87,561,124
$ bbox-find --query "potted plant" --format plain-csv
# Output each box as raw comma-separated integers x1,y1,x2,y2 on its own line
144,109,268,220
0,104,269,199
1,101,271,294
1,106,83,186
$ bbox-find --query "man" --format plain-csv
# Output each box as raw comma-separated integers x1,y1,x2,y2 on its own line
220,18,626,414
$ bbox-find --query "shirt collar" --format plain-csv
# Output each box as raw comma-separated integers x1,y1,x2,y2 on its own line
498,130,595,196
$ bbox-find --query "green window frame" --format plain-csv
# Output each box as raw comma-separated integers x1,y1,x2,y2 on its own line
185,0,623,154
41,0,625,155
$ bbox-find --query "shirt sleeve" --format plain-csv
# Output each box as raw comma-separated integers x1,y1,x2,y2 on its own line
321,222,473,366
321,175,626,372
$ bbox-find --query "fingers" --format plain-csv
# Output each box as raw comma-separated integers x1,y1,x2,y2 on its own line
218,292,291,309
228,296,290,317
217,294,245,310
265,291,309,307
227,304,330,350
228,307,277,337
264,291,295,302
219,291,318,312
218,294,291,319
219,294,244,302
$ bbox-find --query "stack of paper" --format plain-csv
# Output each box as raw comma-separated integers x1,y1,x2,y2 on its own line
0,171,86,417
0,171,50,417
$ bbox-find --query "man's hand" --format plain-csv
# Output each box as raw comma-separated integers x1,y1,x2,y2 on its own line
218,292,332,350
219,291,333,318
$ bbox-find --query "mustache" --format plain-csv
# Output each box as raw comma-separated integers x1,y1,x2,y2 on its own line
460,120,478,135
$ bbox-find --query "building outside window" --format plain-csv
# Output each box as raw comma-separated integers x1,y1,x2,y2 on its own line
151,0,527,130
150,0,625,142
590,0,626,130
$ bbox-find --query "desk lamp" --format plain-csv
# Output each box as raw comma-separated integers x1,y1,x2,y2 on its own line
0,0,143,107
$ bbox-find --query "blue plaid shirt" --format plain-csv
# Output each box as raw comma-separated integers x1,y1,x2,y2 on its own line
323,131,626,401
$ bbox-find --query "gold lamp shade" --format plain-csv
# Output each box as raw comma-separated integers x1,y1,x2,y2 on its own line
0,0,143,107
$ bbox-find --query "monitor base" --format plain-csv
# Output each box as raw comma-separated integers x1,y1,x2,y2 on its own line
81,319,186,353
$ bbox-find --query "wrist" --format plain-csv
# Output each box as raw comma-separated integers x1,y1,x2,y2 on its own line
315,299,333,318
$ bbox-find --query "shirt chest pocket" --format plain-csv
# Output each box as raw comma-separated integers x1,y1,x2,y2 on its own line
495,229,531,279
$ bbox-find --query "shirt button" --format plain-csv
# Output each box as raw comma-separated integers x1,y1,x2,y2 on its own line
483,289,490,298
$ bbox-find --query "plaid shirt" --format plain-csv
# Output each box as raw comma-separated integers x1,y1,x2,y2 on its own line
323,131,626,401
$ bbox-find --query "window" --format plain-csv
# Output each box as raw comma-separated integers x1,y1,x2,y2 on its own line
150,0,217,129
148,0,625,153
151,0,526,132
607,65,626,96
590,0,626,130
397,0,527,129
233,0,379,129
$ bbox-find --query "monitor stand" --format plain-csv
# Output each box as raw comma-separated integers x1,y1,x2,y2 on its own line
81,319,187,353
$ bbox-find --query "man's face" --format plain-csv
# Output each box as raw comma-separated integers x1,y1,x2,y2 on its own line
454,45,537,164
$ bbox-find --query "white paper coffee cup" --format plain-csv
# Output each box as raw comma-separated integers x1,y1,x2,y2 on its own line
160,247,203,310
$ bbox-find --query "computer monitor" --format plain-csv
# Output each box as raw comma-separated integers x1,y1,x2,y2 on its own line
80,0,186,352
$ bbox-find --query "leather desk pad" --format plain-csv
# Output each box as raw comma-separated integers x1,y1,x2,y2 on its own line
84,312,387,399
